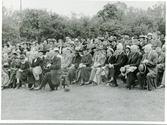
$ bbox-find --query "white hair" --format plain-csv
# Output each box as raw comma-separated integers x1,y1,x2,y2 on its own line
117,43,123,50
130,45,138,50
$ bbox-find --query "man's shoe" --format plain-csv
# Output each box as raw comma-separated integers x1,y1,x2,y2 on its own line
112,84,118,87
85,81,92,85
15,84,20,89
106,78,114,83
133,83,137,88
80,82,84,86
106,83,110,87
34,86,42,90
49,88,55,92
29,85,34,90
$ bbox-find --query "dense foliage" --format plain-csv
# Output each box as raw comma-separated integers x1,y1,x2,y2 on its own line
2,2,166,45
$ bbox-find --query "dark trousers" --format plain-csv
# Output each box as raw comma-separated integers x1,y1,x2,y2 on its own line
137,71,156,91
156,70,164,86
41,72,55,90
126,72,137,89
136,72,147,89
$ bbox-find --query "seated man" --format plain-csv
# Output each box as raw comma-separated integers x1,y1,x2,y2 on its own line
136,44,158,91
29,51,43,90
84,45,106,85
107,43,128,87
120,45,142,90
34,48,62,91
156,46,165,87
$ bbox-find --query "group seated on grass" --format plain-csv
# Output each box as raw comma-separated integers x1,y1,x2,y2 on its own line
2,32,165,92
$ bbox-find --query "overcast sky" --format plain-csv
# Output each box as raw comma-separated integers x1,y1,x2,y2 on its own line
2,0,164,17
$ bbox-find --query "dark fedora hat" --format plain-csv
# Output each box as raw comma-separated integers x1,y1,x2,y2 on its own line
138,63,146,74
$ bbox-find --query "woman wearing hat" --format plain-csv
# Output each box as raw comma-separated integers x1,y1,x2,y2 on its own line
15,55,30,89
77,46,93,86
67,50,82,84
101,47,116,85
84,45,106,86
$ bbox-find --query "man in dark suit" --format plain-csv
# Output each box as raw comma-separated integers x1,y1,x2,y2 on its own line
108,43,128,87
34,48,62,91
136,44,158,91
122,45,142,89
29,51,43,90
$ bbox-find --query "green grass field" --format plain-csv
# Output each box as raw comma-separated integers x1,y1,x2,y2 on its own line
1,81,165,121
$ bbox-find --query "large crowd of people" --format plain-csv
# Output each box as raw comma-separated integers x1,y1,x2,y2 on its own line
2,31,165,92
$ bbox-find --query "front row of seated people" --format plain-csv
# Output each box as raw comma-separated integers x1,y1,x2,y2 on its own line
2,43,165,92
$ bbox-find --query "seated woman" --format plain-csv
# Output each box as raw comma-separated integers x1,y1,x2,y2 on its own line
84,45,106,85
1,63,10,90
15,55,30,89
101,47,116,86
61,47,73,87
67,50,82,84
77,46,93,86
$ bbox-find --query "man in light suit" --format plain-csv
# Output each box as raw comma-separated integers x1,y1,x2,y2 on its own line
136,44,158,91
34,48,62,91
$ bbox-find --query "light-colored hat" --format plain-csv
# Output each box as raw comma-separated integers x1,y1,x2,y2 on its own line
138,63,146,74
54,48,59,52
139,35,145,38
147,33,153,36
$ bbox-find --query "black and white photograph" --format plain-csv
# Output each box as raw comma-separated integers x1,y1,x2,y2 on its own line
1,0,166,123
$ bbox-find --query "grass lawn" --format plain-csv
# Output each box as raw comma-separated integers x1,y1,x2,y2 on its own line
1,81,165,121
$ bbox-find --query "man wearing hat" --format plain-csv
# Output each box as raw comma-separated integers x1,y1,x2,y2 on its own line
108,36,117,51
139,35,148,48
150,33,162,50
34,48,62,91
136,44,158,91
147,33,153,43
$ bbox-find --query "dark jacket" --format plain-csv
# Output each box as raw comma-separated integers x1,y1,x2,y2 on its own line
31,57,43,68
50,56,62,85
127,52,142,67
113,52,128,73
